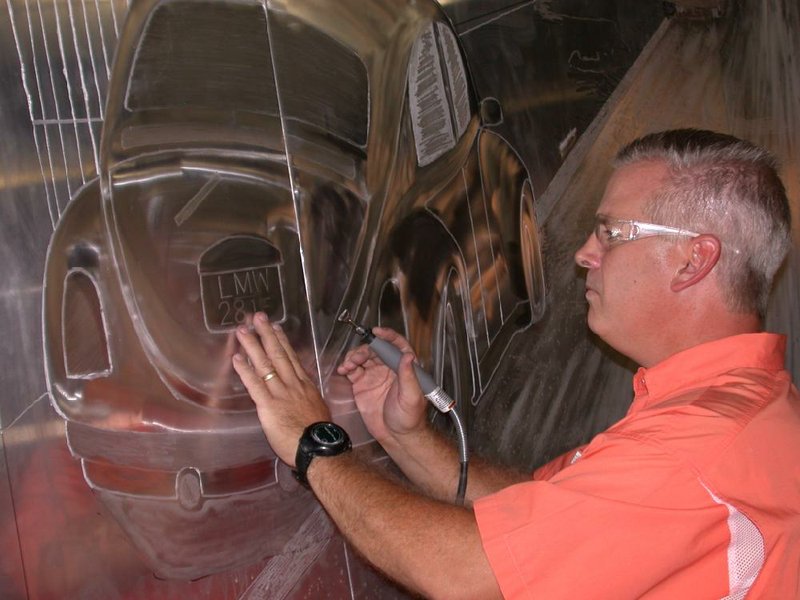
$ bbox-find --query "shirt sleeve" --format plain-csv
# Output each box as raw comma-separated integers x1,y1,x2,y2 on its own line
473,435,731,599
532,444,588,481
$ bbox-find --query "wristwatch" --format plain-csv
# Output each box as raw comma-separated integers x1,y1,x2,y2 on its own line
293,421,352,487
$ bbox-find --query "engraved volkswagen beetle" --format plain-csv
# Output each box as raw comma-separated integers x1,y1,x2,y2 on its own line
43,0,545,579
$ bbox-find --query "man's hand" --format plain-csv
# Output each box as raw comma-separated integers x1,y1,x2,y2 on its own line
232,312,331,466
336,327,429,444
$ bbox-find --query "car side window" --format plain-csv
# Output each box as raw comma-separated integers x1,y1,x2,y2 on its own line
268,12,369,148
126,2,369,148
408,22,472,167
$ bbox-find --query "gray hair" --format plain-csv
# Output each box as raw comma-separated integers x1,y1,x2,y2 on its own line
615,129,791,318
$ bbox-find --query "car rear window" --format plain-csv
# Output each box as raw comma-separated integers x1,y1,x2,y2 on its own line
126,1,278,115
126,1,368,147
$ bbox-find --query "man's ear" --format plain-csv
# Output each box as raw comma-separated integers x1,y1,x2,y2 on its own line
671,234,721,292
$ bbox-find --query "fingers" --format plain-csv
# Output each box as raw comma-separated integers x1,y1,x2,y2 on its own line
231,313,334,467
372,327,414,354
337,344,373,375
234,313,311,394
337,326,414,376
236,322,278,379
232,315,316,413
231,352,270,401
250,313,310,383
248,314,294,381
268,318,311,382
396,352,424,401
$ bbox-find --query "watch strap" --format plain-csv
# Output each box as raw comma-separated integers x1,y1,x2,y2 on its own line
293,422,352,487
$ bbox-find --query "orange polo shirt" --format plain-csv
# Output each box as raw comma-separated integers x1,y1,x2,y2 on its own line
474,333,800,599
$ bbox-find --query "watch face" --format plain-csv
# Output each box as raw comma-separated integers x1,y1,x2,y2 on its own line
311,422,344,445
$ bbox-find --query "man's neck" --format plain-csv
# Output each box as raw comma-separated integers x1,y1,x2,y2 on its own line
637,312,762,368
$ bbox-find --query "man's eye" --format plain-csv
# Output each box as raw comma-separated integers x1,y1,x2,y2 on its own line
605,227,622,240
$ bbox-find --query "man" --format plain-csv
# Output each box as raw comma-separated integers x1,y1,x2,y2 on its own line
232,129,800,598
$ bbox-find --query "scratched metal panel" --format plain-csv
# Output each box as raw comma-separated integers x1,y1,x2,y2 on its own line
0,0,404,595
3,396,407,598
3,0,577,595
0,436,26,600
0,1,52,429
7,0,797,599
1,0,662,596
450,0,664,208
471,1,800,470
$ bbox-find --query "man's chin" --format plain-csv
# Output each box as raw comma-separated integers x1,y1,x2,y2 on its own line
586,310,604,337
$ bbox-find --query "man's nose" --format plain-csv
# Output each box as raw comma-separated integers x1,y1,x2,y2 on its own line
574,234,601,269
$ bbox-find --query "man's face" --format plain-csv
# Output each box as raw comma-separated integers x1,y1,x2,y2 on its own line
574,160,680,363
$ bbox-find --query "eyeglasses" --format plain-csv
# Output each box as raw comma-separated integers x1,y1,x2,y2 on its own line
593,214,700,249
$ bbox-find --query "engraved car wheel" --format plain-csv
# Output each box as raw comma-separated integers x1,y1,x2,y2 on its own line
520,179,546,322
430,266,474,433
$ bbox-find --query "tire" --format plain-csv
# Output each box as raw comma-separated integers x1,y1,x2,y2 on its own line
519,179,546,322
430,264,475,434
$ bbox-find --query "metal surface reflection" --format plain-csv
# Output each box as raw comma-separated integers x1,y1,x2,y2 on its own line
42,0,546,580
0,0,686,596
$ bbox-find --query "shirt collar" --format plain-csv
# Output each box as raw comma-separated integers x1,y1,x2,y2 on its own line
630,333,786,412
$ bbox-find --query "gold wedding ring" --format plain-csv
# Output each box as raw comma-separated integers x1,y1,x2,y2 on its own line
262,370,278,382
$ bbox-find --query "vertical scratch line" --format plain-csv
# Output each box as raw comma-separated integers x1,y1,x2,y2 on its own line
264,2,324,389
108,0,120,40
33,128,59,228
92,0,111,80
463,167,491,346
6,0,57,228
477,147,504,324
66,0,100,172
343,541,355,600
53,0,87,187
36,0,74,209
79,0,105,120
23,0,60,226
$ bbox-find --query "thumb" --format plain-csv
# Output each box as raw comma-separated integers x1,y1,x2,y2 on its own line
397,352,425,406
